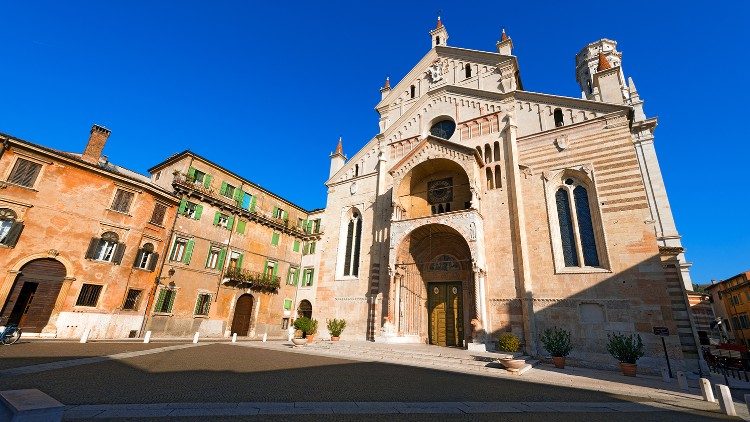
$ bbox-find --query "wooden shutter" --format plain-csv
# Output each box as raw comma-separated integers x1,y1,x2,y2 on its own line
226,215,235,231
3,222,24,247
194,204,203,220
233,188,243,202
183,240,195,264
154,289,167,312
272,263,279,277
220,182,228,196
236,220,246,234
187,167,196,180
293,240,300,252
308,269,314,286
150,203,167,225
147,252,159,271
271,232,279,246
217,248,226,268
236,253,244,269
112,243,126,264
8,158,42,187
132,248,145,268
165,290,176,312
213,211,221,226
178,199,187,215
85,238,99,259
204,174,212,189
249,196,257,212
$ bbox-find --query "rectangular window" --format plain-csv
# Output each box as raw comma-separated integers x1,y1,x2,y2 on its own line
181,201,202,220
95,239,118,262
0,220,13,243
7,158,42,188
221,182,236,199
192,169,206,184
155,288,176,313
281,318,290,329
111,189,135,213
135,250,153,269
228,251,242,270
287,266,299,285
283,298,293,311
308,241,316,254
264,261,277,278
271,232,280,246
741,314,750,329
302,268,314,287
122,288,143,310
206,246,222,269
170,238,188,262
150,203,167,225
313,219,321,233
273,207,285,219
194,293,211,316
217,213,229,228
76,284,103,307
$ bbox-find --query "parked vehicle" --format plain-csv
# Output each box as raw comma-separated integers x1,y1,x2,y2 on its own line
0,318,22,345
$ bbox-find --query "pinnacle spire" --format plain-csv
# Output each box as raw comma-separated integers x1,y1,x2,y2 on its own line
597,52,612,71
436,15,443,29
334,136,343,156
383,76,390,90
501,28,509,42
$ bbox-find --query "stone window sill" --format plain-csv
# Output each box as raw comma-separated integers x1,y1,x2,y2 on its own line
555,267,612,275
4,182,38,192
107,208,132,217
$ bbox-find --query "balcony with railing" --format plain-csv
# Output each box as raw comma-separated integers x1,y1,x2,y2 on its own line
222,267,281,292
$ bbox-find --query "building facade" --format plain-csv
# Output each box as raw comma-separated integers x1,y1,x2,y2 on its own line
0,125,178,339
706,271,750,346
314,19,702,372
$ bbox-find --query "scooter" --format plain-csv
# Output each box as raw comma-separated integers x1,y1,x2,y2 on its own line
0,318,21,345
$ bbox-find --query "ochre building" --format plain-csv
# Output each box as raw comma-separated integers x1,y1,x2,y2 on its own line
313,19,701,372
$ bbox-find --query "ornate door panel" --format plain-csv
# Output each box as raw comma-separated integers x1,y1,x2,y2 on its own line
428,282,463,347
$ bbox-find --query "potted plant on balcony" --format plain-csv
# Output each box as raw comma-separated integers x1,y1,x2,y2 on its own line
496,332,525,371
540,326,572,369
327,318,346,341
606,332,644,376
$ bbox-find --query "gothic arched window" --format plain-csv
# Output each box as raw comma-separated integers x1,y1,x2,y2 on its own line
554,178,601,268
343,211,362,277
429,119,456,140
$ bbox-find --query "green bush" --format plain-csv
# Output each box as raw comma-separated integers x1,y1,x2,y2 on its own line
327,319,347,337
540,326,572,357
497,332,520,353
606,332,644,364
293,317,318,335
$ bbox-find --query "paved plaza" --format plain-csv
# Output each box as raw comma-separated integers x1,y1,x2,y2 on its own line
0,340,743,420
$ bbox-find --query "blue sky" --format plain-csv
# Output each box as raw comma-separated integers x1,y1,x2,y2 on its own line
1,2,747,283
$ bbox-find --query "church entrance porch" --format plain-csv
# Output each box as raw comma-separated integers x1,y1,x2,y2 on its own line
427,281,463,347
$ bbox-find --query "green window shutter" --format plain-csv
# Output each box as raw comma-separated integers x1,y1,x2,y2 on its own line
154,289,167,312
193,295,201,315
272,206,278,217
183,240,195,264
237,220,246,234
213,211,221,226
309,269,314,286
203,174,212,189
227,215,235,231
194,204,203,220
296,267,301,284
220,181,227,196
187,167,196,179
282,210,288,220
249,196,257,212
271,232,279,246
217,248,226,269
263,260,269,275
236,253,244,269
293,240,300,252
166,290,176,312
233,188,243,202
178,199,187,215
272,263,279,277
284,299,292,311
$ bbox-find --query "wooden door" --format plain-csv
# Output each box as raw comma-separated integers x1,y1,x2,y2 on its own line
0,259,65,332
230,294,254,336
428,282,464,347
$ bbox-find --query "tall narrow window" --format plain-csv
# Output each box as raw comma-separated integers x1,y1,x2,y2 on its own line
554,177,603,269
410,85,416,98
573,186,599,266
343,211,362,277
484,144,492,163
435,36,440,45
486,168,494,190
354,164,359,177
494,165,502,188
465,64,472,78
555,189,578,267
554,108,564,127
493,141,501,162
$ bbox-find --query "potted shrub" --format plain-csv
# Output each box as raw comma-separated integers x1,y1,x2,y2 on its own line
291,318,307,346
327,318,346,341
305,318,319,343
496,332,525,371
606,332,644,376
540,326,572,369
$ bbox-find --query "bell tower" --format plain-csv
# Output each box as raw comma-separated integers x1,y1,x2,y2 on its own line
430,16,448,48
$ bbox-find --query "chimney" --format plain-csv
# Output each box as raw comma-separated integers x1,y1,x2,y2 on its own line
82,124,111,164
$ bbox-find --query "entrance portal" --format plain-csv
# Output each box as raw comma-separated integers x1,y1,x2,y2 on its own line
0,258,66,332
427,282,464,347
230,294,254,336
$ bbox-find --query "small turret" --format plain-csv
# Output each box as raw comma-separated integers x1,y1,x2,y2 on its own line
496,28,513,55
329,137,346,178
380,76,391,100
429,16,448,48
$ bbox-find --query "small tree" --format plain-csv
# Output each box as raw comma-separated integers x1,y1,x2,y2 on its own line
606,333,644,364
294,317,318,336
497,332,520,353
540,327,572,357
327,319,347,337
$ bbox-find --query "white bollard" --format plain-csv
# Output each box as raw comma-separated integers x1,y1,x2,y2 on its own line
676,371,688,391
661,368,671,382
143,331,151,343
193,332,200,344
717,384,736,416
262,332,267,342
232,333,237,343
79,328,90,344
700,378,716,402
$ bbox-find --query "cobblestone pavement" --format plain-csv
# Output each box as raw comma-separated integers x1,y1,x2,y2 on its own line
0,341,739,420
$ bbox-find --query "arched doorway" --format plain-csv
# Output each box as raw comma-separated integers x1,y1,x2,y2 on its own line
395,224,473,347
0,258,66,332
297,300,312,319
230,294,254,336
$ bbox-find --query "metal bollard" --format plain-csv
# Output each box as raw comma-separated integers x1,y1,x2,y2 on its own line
143,331,151,343
699,378,716,402
193,332,200,344
717,384,736,416
676,371,689,391
661,368,671,382
79,328,90,344
232,333,237,343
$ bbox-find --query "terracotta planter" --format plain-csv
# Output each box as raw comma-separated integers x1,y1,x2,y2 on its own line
620,362,637,377
331,336,340,341
498,358,526,371
552,356,566,369
306,334,316,343
291,338,306,346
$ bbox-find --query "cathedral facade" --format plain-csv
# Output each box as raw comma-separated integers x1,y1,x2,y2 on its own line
315,19,701,372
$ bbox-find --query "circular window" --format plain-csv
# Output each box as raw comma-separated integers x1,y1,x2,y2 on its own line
564,178,575,186
429,119,456,140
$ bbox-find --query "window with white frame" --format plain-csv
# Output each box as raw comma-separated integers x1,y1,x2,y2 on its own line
134,243,157,271
302,268,314,287
0,208,23,247
206,245,222,269
170,237,189,262
85,231,124,264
